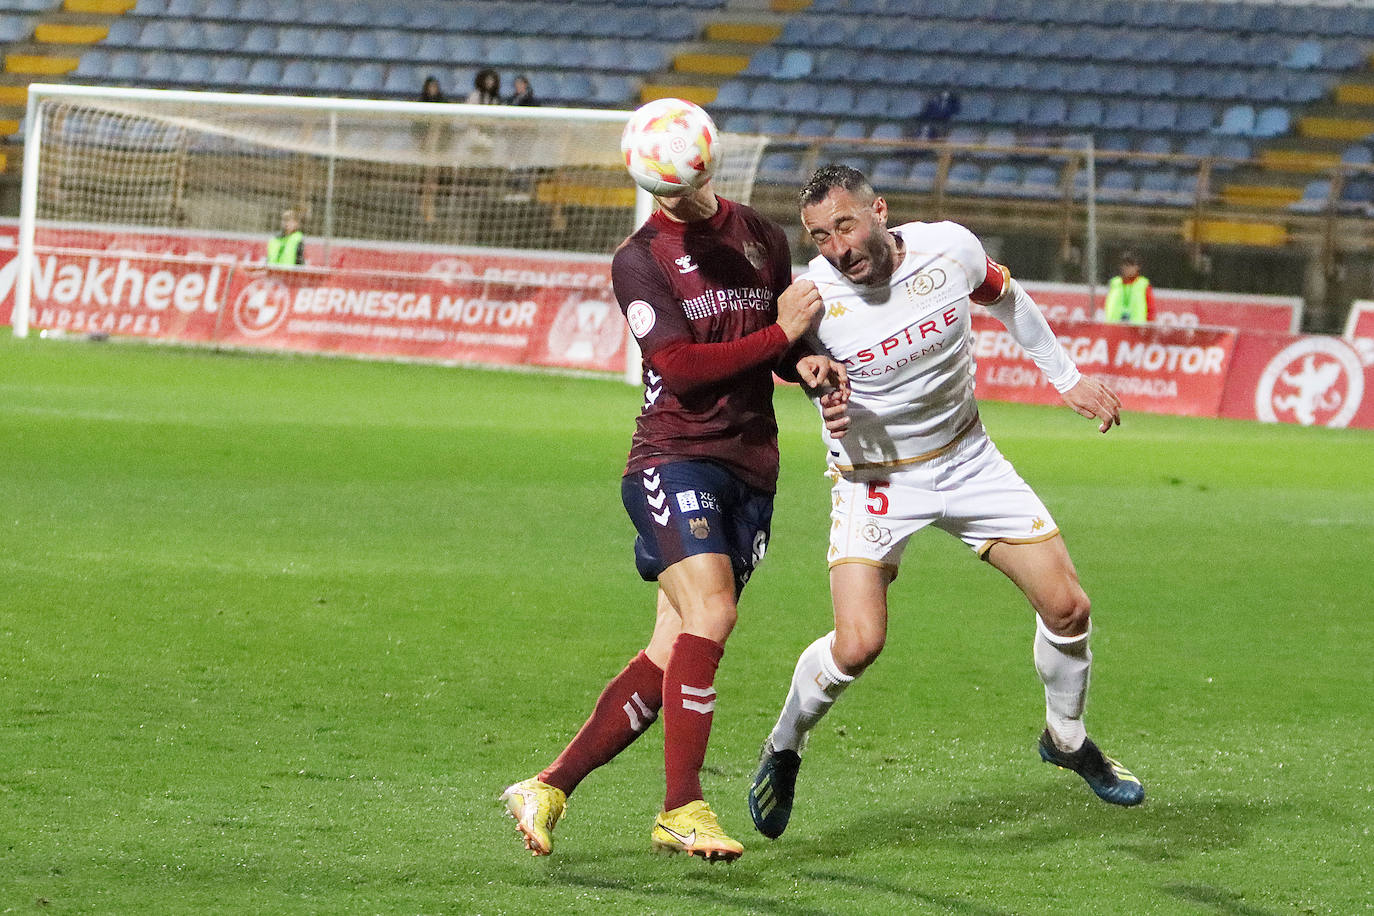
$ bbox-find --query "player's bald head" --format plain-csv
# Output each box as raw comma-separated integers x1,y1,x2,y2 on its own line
800,165,876,211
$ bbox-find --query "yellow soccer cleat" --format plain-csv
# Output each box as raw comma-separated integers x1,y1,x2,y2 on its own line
500,777,566,856
651,800,744,862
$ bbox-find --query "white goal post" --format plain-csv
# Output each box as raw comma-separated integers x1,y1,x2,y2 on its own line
12,84,768,380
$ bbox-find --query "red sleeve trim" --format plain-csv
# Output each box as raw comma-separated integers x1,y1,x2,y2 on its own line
969,258,1011,305
650,324,791,394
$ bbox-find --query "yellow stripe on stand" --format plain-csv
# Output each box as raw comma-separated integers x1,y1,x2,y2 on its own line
639,84,718,106
35,23,111,43
5,54,81,75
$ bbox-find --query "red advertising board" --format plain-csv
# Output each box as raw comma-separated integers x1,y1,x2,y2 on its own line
1014,280,1301,333
971,315,1236,418
1220,331,1372,428
1344,300,1374,369
0,221,627,374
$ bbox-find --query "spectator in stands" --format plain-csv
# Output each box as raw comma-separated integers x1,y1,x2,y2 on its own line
507,74,538,107
419,74,447,104
267,209,304,266
467,69,502,105
1104,252,1154,324
919,90,961,140
415,76,454,224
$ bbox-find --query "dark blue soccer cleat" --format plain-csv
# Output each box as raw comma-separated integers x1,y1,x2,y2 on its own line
749,741,802,839
1038,729,1145,806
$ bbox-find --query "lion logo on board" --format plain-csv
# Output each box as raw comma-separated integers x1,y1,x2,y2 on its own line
1255,338,1364,428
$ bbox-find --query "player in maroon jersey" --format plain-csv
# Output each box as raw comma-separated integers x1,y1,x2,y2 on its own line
502,175,846,862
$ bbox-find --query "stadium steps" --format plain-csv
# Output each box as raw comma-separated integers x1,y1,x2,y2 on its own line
1182,217,1288,247
640,0,800,104
0,1,139,175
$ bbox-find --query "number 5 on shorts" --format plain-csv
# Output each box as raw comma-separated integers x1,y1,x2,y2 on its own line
866,481,890,516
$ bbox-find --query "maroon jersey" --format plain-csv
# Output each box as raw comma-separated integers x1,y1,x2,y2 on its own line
613,196,794,493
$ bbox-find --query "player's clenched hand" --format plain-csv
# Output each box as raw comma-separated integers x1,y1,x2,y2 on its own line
819,388,850,439
776,279,824,343
1062,375,1122,433
795,355,849,398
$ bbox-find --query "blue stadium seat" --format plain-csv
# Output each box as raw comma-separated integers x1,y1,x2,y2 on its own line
74,48,111,79
982,164,1022,195
759,114,796,135
209,55,249,87
1140,101,1178,133
244,57,282,88
794,117,832,138
1290,179,1333,213
1096,169,1136,201
1285,40,1323,70
1028,96,1068,128
748,82,787,111
1066,98,1103,129
181,53,212,86
816,85,855,116
279,59,315,90
713,81,751,110
759,151,803,181
946,162,984,193
743,47,780,77
1016,165,1061,199
1178,102,1218,134
781,84,822,114
776,49,813,79
722,113,760,133
349,63,386,95
0,15,33,42
1254,106,1291,138
869,122,906,141
832,119,866,139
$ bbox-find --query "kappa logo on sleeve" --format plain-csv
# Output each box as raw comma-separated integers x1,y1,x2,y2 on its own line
626,300,656,338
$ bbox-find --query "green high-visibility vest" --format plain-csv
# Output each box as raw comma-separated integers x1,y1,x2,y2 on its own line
267,230,304,266
1104,275,1149,324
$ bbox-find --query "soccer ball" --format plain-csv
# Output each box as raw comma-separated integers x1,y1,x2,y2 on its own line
620,98,718,197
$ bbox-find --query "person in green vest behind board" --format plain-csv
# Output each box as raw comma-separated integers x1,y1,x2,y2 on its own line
1103,251,1152,324
267,209,305,267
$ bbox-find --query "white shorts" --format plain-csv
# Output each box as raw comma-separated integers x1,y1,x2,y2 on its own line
827,421,1059,575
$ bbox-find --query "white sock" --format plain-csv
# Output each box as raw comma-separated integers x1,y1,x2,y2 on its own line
768,632,855,753
1033,616,1091,752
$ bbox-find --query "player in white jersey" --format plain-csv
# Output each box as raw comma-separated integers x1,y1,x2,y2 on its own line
749,165,1144,841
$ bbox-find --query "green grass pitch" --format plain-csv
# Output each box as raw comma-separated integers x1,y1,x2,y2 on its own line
1,335,1370,915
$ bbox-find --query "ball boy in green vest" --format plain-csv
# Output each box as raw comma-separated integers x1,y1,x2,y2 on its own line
1104,252,1152,324
267,209,305,266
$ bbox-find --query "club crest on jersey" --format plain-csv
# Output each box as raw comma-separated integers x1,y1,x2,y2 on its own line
675,254,698,274
689,517,711,539
906,268,947,300
742,241,766,271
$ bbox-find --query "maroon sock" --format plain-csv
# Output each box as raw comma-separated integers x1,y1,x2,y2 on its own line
662,633,725,811
538,651,663,796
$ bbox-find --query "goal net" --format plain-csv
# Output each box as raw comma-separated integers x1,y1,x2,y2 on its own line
10,84,769,377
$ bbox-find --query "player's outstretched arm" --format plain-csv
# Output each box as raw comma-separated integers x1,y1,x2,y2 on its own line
1061,375,1122,433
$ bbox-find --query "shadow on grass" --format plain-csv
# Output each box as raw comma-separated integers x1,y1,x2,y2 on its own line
1162,883,1286,916
544,858,1015,916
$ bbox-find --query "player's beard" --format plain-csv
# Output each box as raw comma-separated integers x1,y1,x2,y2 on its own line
839,229,896,286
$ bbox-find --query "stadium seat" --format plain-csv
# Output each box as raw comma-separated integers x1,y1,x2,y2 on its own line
816,85,856,116
946,162,983,193
982,164,1022,196
794,117,832,138
279,59,315,91
776,49,813,80
1016,164,1062,199
1218,100,1256,134
348,63,386,95
1096,169,1136,201
0,14,34,42
1254,106,1291,138
1290,179,1333,213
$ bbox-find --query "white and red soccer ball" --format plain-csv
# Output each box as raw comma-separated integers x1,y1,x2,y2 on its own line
620,98,718,197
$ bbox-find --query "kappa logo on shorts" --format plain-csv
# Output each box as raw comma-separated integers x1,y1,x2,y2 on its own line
689,517,710,539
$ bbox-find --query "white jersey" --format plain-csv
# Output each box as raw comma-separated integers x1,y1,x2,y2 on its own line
800,220,1079,472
